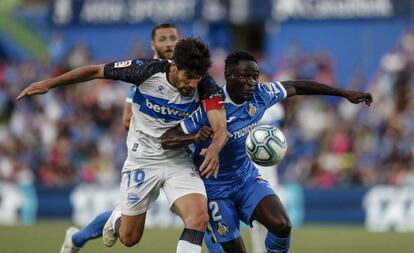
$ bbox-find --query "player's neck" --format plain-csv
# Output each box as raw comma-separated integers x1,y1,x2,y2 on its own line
166,64,174,86
225,85,244,105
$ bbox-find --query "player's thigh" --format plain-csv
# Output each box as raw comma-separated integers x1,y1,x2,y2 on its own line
252,195,291,236
173,193,208,222
164,165,208,221
236,176,276,226
207,198,241,244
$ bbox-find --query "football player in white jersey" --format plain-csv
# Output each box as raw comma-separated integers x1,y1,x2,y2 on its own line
56,23,187,253
17,37,228,253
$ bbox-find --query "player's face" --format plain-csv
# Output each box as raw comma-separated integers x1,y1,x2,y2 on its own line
226,60,259,101
169,63,201,96
151,28,179,60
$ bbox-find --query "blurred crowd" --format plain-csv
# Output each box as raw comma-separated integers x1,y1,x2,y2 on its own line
1,31,414,188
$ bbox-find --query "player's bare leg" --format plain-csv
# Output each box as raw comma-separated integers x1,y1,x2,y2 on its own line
252,195,292,253
118,213,146,246
251,165,280,253
173,193,209,253
103,209,146,247
220,237,247,253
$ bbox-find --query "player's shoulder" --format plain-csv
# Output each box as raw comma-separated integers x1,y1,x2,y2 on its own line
134,58,169,71
256,81,286,97
197,74,223,100
113,58,169,71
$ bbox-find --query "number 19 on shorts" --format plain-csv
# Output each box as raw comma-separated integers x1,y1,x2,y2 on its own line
127,169,145,188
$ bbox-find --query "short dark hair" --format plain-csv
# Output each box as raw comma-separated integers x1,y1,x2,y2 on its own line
151,23,177,40
225,51,257,72
173,37,212,77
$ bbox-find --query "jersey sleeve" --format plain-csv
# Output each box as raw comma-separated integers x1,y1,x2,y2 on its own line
197,74,224,112
125,85,136,103
104,59,169,85
180,106,208,134
197,74,223,101
257,81,288,108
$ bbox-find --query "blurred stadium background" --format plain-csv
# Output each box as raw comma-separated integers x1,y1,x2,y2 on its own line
1,0,414,252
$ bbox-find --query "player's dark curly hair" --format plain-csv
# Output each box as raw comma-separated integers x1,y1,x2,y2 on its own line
225,51,257,72
173,37,212,77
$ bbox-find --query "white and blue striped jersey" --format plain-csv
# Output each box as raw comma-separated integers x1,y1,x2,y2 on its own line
181,82,287,198
104,59,221,169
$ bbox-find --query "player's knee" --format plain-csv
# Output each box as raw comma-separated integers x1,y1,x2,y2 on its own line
120,231,143,247
184,211,209,231
268,216,292,237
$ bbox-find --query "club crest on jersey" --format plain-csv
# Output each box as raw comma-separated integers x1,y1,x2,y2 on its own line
248,103,257,117
217,222,229,236
114,60,132,68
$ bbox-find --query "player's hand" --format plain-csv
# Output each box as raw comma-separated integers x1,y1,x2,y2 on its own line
199,145,220,179
195,126,212,143
17,81,51,100
345,91,373,106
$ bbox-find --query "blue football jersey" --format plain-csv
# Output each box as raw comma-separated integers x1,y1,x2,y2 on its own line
181,82,287,198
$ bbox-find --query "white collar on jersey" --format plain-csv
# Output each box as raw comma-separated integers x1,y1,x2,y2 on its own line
223,85,246,107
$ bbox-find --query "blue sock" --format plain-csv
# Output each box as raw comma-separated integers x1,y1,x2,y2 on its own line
72,210,112,247
265,232,291,253
204,231,224,253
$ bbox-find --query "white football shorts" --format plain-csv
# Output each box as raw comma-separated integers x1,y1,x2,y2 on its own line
120,160,207,216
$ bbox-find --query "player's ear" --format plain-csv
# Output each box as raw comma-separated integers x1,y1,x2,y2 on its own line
170,61,177,72
150,40,155,51
224,70,231,80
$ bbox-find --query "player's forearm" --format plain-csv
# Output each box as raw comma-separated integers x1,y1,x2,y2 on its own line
282,80,347,97
47,65,105,89
161,125,195,149
161,134,197,149
208,126,227,152
206,109,228,152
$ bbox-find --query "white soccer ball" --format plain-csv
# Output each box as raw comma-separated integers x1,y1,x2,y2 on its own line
245,125,288,166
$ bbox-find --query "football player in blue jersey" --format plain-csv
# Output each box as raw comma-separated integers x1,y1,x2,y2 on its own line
17,37,228,253
160,51,372,253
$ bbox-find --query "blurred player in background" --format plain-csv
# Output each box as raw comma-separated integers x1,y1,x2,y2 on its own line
123,23,179,130
161,51,372,253
17,37,227,253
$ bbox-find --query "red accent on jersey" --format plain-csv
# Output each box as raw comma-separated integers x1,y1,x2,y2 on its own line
203,96,224,112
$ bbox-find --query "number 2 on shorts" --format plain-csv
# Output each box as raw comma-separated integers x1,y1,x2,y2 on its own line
209,201,222,221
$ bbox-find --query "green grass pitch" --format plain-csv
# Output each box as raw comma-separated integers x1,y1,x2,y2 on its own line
1,221,412,253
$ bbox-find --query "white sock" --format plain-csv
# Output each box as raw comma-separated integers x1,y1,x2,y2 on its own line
176,228,203,253
176,240,202,253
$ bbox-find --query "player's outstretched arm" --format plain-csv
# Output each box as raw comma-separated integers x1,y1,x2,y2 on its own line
160,125,212,149
17,65,105,100
281,80,373,106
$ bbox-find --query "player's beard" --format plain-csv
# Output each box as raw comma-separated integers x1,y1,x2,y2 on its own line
156,48,174,60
